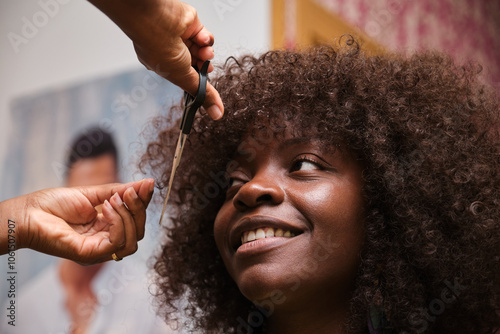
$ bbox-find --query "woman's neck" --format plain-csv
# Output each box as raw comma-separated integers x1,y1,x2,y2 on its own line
248,286,353,334
264,303,349,334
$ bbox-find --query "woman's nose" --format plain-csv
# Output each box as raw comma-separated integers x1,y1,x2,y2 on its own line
232,174,285,211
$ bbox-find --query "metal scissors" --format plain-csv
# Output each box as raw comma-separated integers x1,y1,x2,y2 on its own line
159,60,210,226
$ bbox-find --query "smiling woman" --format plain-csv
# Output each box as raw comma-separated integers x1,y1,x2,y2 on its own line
140,39,500,333
214,133,365,330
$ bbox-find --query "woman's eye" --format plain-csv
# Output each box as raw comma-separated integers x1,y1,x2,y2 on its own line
228,178,245,188
226,170,249,196
290,159,321,172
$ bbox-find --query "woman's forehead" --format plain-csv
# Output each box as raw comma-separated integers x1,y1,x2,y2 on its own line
215,105,354,163
233,111,339,141
233,120,344,157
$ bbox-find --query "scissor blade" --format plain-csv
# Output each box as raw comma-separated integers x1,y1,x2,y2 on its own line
159,132,188,226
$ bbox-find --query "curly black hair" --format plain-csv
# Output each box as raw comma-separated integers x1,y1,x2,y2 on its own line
140,40,500,333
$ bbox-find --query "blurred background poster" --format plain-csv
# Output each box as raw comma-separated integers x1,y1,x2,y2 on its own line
1,67,181,298
2,68,180,201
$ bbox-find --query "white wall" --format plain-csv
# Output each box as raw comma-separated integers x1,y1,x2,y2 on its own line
0,0,270,186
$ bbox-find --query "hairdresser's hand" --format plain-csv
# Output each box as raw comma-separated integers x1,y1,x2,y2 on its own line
88,0,224,120
0,179,154,264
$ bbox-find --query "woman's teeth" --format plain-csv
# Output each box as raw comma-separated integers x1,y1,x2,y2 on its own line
241,228,296,245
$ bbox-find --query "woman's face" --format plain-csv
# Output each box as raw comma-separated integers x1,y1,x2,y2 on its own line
213,127,365,311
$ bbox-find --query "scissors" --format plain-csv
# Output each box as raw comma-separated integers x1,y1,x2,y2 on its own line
159,60,210,226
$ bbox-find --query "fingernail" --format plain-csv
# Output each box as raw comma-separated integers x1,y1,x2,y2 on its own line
112,192,123,205
207,105,222,120
127,187,139,200
104,199,112,209
148,179,155,193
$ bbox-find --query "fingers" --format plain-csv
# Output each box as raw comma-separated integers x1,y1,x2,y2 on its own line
81,178,154,208
104,183,151,259
70,179,154,262
188,43,214,68
204,83,224,120
102,193,138,261
180,5,213,47
186,29,214,66
123,187,146,240
191,26,214,49
179,4,224,120
195,58,215,73
59,188,147,264
132,1,224,120
137,178,155,207
111,192,138,258
178,65,224,120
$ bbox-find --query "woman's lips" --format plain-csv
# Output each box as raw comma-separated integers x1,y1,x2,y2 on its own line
229,215,304,252
236,234,301,254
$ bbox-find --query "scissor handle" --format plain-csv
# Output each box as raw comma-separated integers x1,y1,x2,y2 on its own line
180,60,210,134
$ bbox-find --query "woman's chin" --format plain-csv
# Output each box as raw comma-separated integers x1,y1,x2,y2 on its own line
236,272,297,309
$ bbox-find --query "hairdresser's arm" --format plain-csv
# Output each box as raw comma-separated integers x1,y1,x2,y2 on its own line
88,0,224,120
0,179,154,264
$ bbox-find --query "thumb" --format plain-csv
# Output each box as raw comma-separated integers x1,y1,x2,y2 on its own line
183,65,224,120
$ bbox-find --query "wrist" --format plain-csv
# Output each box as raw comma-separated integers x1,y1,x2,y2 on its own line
88,0,179,37
1,194,32,250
